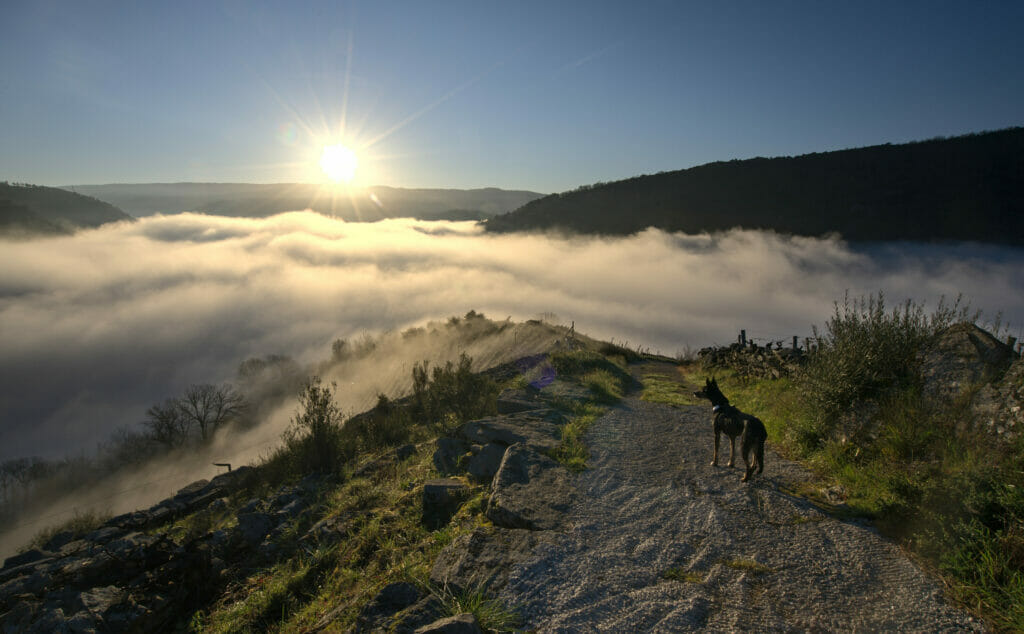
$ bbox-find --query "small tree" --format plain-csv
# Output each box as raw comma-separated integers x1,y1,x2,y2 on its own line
177,384,244,441
144,398,192,448
282,377,349,473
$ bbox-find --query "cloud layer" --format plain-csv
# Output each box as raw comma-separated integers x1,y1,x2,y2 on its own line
2,212,1023,463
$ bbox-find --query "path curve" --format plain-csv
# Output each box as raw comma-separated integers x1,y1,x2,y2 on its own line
498,372,981,631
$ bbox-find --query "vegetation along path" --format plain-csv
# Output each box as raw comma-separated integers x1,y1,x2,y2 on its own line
498,364,981,631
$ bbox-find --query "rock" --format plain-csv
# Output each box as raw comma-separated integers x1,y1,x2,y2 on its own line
430,526,555,595
458,410,566,452
302,514,351,546
174,479,210,499
238,498,263,514
465,442,507,482
433,437,469,475
3,548,47,569
496,388,542,414
353,581,421,631
920,322,1014,401
414,613,483,634
236,511,274,546
487,444,575,531
277,498,307,519
392,596,446,633
0,569,50,601
83,526,123,544
422,479,470,529
30,606,66,632
74,584,125,616
42,530,76,552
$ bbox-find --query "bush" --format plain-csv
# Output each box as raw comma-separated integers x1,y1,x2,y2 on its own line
347,394,412,451
29,508,111,551
796,292,972,437
411,353,498,430
274,377,353,476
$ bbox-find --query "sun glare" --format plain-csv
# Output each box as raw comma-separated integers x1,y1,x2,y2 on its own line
320,144,358,183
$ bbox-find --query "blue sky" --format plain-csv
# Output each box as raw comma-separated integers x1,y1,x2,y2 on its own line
1,1,1022,192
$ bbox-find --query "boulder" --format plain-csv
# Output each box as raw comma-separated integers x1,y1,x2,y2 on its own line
422,479,470,530
458,410,566,452
487,444,575,531
353,582,421,630
496,388,542,414
430,526,555,595
433,437,469,475
395,443,418,461
3,548,47,569
465,443,507,482
414,613,483,634
920,323,1015,401
236,511,274,546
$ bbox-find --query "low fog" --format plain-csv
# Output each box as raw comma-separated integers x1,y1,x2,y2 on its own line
1,212,1023,554
3,212,1023,462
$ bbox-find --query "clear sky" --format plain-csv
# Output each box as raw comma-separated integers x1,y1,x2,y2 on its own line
2,1,1022,193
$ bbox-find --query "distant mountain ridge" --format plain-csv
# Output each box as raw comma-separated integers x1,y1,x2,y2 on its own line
485,128,1024,245
64,183,544,222
0,183,133,236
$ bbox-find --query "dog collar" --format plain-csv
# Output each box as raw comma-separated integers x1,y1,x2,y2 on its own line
712,405,721,412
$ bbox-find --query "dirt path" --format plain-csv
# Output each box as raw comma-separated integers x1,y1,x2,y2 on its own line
498,365,982,631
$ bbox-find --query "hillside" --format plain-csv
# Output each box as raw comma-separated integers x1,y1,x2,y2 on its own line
3,310,1019,630
485,128,1024,244
64,183,544,221
0,183,134,234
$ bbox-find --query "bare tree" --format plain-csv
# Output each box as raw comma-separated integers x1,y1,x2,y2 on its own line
144,398,192,448
177,384,245,441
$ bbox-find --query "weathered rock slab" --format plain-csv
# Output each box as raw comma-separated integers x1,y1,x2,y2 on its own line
465,442,507,482
422,478,470,529
458,410,565,452
487,445,575,531
430,526,555,595
414,613,483,634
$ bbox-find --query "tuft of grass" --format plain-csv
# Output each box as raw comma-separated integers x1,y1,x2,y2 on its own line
427,583,521,632
661,567,705,584
548,402,605,472
28,508,111,551
721,558,775,575
583,369,624,404
641,371,700,408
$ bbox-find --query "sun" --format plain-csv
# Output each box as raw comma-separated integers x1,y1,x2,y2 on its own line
320,143,359,183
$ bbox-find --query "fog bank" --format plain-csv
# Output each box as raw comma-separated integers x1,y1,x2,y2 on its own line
2,212,1022,463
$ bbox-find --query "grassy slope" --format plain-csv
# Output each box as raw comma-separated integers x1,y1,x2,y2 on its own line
659,362,1024,632
176,346,629,632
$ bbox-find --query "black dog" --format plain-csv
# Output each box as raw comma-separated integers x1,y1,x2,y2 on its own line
693,377,767,482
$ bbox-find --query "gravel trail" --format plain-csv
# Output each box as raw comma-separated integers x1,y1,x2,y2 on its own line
498,368,982,632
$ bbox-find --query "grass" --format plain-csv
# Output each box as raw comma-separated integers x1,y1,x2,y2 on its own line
27,508,111,551
426,583,522,631
548,401,605,472
688,294,1024,630
641,370,701,408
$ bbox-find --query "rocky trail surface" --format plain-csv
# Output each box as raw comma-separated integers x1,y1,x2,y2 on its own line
488,364,982,632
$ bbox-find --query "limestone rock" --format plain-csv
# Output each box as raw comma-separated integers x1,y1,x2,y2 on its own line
920,322,1014,401
433,437,469,475
414,613,483,634
235,511,274,546
430,525,555,595
422,479,470,529
465,442,507,482
458,410,565,452
487,444,574,531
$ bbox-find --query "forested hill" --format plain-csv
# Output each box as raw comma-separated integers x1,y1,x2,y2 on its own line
484,128,1024,244
0,182,133,235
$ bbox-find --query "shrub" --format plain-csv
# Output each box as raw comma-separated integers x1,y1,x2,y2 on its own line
28,508,111,551
796,292,972,438
411,354,498,430
274,377,352,476
347,394,412,451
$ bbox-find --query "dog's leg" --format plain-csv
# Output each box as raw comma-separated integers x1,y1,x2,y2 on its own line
756,440,765,475
727,435,736,468
711,429,719,466
741,437,754,482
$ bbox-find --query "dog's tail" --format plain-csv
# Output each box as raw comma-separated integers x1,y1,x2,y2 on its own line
756,439,765,474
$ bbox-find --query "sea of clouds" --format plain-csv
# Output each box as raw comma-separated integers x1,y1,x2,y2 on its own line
2,212,1023,463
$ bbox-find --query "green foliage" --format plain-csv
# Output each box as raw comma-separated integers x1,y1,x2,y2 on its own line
268,377,353,479
346,394,412,451
28,508,111,551
582,369,624,404
796,292,973,437
548,402,605,472
411,353,498,431
641,372,700,408
428,583,521,631
721,558,775,575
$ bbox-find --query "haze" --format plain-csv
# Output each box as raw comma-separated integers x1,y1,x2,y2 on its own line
2,212,1022,464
